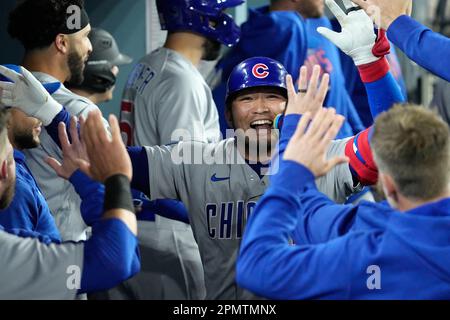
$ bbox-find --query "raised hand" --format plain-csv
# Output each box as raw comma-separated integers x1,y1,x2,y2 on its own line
0,65,62,125
317,0,380,66
285,65,329,117
77,110,132,183
351,0,412,29
46,116,89,180
284,108,349,178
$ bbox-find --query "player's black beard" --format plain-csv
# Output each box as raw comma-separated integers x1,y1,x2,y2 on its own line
0,176,15,210
13,131,39,150
202,39,222,61
67,50,86,85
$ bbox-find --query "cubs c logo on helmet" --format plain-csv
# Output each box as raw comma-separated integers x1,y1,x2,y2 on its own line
252,63,270,79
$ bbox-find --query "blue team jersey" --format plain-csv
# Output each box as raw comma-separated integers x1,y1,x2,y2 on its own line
238,160,450,299
0,150,61,242
214,6,364,138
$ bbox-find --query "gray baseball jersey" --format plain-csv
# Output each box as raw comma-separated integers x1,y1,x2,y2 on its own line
144,137,359,300
121,47,221,146
117,47,222,299
24,72,108,242
0,230,82,299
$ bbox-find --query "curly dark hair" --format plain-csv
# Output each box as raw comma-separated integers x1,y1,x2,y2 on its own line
8,0,85,51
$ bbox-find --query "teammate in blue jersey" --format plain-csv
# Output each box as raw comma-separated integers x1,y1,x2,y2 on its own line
0,151,61,241
0,69,62,241
213,0,365,139
0,103,140,299
238,101,450,299
0,122,61,241
352,0,450,81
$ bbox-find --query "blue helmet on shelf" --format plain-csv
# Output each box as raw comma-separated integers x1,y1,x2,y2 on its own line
156,0,244,47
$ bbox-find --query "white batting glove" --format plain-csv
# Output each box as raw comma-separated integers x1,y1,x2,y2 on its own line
0,65,62,126
317,0,378,66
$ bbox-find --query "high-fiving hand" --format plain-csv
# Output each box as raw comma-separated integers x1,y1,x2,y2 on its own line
77,110,132,183
284,108,348,178
46,116,89,180
351,0,413,29
317,0,380,66
285,65,330,117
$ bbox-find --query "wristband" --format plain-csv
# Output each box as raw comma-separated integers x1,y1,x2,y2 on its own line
274,114,284,130
357,57,390,83
104,174,135,214
345,6,362,14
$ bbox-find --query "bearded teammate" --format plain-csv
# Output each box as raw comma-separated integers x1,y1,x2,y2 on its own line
7,0,97,241
66,28,132,105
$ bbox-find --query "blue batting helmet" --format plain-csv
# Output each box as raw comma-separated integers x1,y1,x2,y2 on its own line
156,0,244,47
225,57,288,103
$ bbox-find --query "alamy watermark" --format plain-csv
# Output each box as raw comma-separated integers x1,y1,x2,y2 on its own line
168,126,281,176
66,265,81,290
366,265,382,290
66,5,82,31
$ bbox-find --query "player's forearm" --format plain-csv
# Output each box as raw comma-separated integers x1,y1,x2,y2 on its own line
102,174,137,235
344,94,366,134
147,199,190,224
2,228,59,245
345,127,379,186
79,174,139,293
387,15,450,81
357,58,406,118
277,161,358,244
347,57,398,186
238,159,358,299
238,159,348,299
237,160,305,298
44,107,73,149
80,217,139,293
69,170,105,226
128,147,151,196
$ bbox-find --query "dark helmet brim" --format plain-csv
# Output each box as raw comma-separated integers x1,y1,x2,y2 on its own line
111,53,133,66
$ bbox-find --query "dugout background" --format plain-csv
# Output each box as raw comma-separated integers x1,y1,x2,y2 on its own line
0,0,449,117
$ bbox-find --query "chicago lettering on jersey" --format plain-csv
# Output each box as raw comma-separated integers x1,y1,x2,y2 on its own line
206,201,257,239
